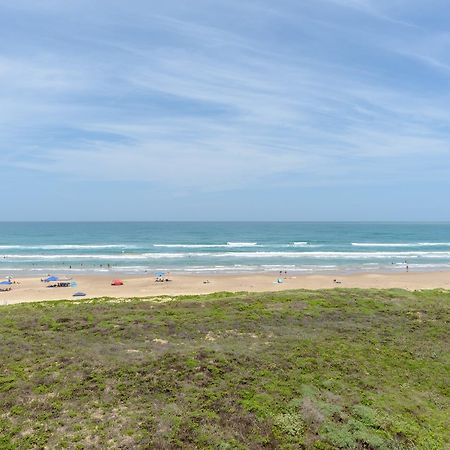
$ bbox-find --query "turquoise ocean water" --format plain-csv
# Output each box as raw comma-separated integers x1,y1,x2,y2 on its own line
1,222,450,275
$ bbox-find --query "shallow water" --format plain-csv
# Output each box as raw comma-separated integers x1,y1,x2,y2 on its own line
1,222,450,275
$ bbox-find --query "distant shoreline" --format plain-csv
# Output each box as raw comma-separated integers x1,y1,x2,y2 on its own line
2,269,450,305
0,265,442,278
0,264,433,276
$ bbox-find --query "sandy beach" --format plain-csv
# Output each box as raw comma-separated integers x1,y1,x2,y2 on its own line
2,270,450,305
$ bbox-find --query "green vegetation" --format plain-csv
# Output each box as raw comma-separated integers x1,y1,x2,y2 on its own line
0,289,449,449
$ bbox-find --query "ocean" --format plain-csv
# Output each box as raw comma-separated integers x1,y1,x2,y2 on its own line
1,222,450,275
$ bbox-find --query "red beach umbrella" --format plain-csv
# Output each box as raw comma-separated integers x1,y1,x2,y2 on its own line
111,279,124,286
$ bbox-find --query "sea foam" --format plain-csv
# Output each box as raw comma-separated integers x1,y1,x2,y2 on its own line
352,242,450,247
4,250,450,260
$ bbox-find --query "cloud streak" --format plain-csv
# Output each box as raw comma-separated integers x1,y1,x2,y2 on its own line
1,0,450,196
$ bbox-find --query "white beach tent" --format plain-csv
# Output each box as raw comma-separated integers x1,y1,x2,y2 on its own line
0,280,12,291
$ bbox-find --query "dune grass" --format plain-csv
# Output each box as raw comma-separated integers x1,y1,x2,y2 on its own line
0,289,449,449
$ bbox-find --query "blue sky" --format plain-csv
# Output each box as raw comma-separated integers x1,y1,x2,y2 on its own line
1,0,450,220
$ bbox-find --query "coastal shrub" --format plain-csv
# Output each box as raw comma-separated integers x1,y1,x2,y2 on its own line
0,289,448,448
0,376,16,393
273,411,305,438
320,422,357,448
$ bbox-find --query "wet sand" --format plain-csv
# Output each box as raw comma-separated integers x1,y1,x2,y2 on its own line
2,270,450,305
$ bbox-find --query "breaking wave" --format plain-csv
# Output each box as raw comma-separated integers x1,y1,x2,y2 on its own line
352,242,450,248
0,244,132,250
3,250,450,261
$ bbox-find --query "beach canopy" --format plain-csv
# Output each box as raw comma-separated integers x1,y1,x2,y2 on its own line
73,292,86,297
111,279,124,286
0,281,12,285
45,276,59,282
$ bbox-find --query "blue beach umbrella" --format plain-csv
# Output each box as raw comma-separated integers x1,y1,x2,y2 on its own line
0,281,12,285
45,276,59,282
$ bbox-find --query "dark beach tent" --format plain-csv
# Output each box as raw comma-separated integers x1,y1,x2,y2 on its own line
111,279,124,286
73,292,86,297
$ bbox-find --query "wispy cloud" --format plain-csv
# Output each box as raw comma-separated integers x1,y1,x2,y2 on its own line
1,0,450,197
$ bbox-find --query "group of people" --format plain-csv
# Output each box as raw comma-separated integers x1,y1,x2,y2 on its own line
155,277,171,283
155,272,171,283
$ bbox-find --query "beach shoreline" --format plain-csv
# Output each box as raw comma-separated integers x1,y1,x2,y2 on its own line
2,269,450,305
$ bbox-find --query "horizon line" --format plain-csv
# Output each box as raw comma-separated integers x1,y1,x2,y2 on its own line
1,220,450,224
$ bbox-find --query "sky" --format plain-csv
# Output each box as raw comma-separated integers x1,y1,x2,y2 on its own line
1,0,450,221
